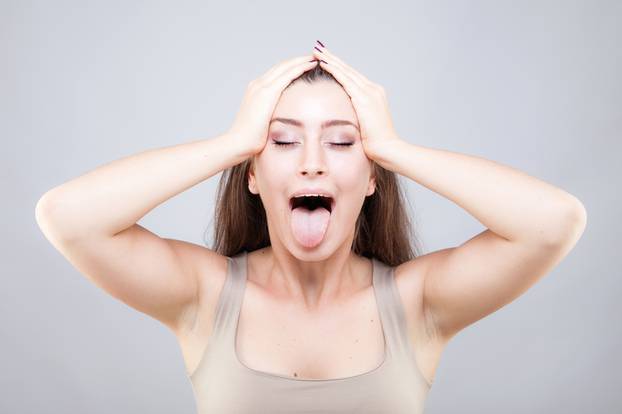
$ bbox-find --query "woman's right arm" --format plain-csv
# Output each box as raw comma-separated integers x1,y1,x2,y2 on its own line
34,133,251,334
34,54,318,336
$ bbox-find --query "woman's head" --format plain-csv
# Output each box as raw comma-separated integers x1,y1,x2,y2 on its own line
208,64,421,266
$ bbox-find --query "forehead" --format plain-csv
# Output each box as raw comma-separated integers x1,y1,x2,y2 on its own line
271,81,358,129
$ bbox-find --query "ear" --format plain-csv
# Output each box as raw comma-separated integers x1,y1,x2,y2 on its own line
366,173,376,197
365,159,377,196
247,158,259,195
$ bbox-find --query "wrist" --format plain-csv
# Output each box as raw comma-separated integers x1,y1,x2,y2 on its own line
367,137,407,170
218,131,256,164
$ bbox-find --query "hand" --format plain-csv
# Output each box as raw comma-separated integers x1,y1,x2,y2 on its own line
312,41,403,161
227,55,319,157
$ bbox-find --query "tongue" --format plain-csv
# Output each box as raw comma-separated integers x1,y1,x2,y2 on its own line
290,207,331,248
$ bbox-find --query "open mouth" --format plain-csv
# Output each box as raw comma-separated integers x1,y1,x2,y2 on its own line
288,195,335,248
289,195,334,213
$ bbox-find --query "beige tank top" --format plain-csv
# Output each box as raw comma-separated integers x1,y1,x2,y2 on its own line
188,250,432,413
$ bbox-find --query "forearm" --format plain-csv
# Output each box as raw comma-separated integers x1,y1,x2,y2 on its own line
371,139,587,245
36,132,250,240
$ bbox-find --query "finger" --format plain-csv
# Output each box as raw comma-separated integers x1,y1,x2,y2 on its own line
313,51,368,93
318,55,367,91
314,55,365,101
261,55,308,79
314,46,373,87
261,55,316,85
269,58,320,91
321,47,373,85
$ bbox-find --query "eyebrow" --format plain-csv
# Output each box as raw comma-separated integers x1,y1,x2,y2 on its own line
269,117,360,132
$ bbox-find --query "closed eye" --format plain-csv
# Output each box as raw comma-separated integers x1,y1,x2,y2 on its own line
273,141,354,147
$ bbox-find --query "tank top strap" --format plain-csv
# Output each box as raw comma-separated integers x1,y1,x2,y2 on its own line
210,250,248,339
210,252,412,360
372,257,413,359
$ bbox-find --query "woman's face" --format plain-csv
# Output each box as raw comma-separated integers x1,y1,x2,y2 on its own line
248,80,376,255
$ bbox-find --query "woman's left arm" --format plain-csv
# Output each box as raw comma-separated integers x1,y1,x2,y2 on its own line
369,138,587,341
313,42,587,341
370,139,587,246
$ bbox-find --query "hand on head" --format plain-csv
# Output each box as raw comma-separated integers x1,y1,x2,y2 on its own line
227,55,319,157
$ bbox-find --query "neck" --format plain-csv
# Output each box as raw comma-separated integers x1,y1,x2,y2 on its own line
253,245,370,312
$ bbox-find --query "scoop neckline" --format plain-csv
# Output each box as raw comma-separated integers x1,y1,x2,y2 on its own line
232,251,390,382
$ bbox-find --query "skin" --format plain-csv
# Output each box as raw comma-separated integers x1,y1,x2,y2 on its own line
247,79,376,311
36,42,587,384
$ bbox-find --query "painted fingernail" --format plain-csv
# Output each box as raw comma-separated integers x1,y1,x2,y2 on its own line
316,40,325,47
314,46,323,53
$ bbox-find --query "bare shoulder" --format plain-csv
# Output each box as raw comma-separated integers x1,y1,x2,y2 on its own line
175,245,229,335
173,246,233,376
392,252,446,344
391,252,451,386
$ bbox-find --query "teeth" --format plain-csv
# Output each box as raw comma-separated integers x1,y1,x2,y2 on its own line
294,194,331,198
290,193,334,213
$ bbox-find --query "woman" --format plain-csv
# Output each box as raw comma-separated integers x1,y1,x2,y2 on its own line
35,41,587,413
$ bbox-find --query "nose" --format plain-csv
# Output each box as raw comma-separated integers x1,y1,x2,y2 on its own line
297,140,327,177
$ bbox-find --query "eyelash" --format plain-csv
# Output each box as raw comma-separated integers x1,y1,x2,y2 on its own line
273,141,353,147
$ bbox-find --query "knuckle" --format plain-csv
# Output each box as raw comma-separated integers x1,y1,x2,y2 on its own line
254,84,272,97
373,84,386,95
249,79,269,92
257,82,271,92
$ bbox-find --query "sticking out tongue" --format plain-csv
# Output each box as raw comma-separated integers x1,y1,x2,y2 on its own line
290,206,331,248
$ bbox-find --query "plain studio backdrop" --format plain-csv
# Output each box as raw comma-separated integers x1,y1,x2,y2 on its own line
3,0,619,413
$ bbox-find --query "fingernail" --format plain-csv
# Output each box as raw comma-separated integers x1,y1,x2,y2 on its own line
316,40,325,47
314,46,323,53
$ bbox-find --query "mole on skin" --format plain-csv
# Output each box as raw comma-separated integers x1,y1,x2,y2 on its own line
288,322,374,378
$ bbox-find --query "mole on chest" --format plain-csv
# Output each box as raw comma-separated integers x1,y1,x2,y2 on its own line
236,316,385,380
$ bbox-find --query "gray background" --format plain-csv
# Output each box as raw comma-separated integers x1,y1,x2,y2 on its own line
3,0,619,412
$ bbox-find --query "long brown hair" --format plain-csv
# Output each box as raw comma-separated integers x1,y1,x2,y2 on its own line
205,64,422,267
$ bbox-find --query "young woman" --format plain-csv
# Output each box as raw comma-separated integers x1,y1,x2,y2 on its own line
35,41,587,413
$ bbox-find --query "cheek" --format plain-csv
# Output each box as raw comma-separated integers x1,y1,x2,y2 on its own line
331,156,372,188
254,155,292,192
263,151,297,175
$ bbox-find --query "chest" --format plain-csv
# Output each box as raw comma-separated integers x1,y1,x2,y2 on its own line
179,263,441,385
234,285,387,380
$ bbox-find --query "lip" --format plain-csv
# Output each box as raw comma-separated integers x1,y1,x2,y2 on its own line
289,187,335,199
288,188,336,212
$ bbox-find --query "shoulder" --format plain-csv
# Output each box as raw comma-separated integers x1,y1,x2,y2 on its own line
392,256,427,313
177,246,230,335
392,253,444,342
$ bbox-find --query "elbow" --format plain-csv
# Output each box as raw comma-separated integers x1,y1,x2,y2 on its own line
35,190,62,224
542,196,587,247
35,192,53,226
35,191,73,243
